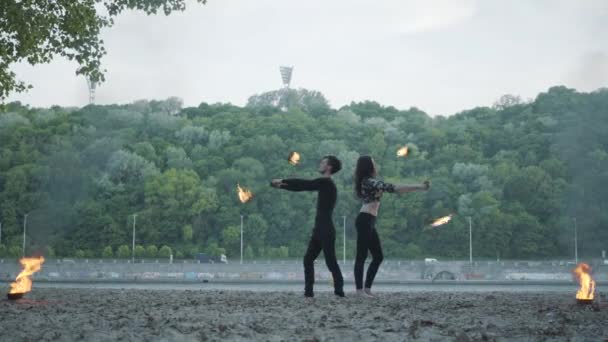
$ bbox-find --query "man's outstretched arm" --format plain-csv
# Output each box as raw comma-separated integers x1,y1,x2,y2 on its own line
271,178,322,192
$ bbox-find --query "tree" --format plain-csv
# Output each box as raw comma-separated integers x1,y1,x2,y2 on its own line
244,245,254,259
221,226,240,256
144,169,217,242
1,0,208,100
116,245,130,259
182,225,193,242
134,245,146,258
402,243,422,259
45,246,55,258
75,249,85,258
0,244,7,257
102,246,113,258
145,245,158,258
159,245,172,258
166,147,193,169
8,246,21,258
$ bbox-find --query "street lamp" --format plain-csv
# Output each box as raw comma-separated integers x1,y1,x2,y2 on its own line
23,213,28,257
342,216,346,265
468,216,473,265
573,217,578,264
131,214,137,263
240,215,244,265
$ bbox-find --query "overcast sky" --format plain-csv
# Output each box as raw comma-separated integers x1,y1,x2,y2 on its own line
7,0,608,116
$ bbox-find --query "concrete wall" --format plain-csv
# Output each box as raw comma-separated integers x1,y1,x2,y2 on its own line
1,258,606,283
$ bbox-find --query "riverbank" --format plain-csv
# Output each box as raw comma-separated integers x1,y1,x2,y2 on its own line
1,289,606,341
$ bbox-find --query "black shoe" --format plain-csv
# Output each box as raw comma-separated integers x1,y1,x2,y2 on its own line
334,290,346,297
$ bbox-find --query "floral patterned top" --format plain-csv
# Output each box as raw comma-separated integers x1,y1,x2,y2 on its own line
360,177,395,203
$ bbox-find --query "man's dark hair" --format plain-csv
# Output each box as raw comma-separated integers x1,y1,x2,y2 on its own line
323,155,342,174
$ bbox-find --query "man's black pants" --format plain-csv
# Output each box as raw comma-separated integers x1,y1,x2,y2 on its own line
303,228,344,297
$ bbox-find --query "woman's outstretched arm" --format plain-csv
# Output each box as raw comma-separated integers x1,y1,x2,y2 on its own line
394,180,430,193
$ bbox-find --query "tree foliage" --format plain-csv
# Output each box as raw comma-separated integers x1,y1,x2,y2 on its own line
0,0,207,100
0,86,607,260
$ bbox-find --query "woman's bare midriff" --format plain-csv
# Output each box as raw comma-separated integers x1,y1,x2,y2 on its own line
360,201,380,217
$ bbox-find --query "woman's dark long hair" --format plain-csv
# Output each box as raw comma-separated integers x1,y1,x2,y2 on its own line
354,155,375,199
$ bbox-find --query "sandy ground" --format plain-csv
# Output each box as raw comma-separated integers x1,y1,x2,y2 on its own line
1,288,607,341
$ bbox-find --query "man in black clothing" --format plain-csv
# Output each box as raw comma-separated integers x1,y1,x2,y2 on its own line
271,155,345,298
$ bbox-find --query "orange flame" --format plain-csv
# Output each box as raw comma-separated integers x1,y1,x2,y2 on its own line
430,214,453,228
397,146,409,157
9,256,45,295
237,183,254,203
288,151,301,166
572,263,595,301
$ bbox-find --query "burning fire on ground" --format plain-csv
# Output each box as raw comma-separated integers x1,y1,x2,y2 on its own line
397,146,409,157
8,256,45,300
572,262,595,303
237,183,254,203
288,151,301,166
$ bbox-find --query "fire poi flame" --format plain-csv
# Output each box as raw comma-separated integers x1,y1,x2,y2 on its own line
572,262,595,302
397,146,409,157
237,183,254,203
288,151,301,166
8,256,45,299
430,214,453,228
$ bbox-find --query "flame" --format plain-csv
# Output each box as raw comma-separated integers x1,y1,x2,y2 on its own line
288,151,301,166
397,146,409,157
237,183,254,203
572,263,595,301
430,214,453,228
9,256,45,295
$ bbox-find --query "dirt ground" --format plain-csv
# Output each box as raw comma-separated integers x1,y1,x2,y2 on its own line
1,288,607,341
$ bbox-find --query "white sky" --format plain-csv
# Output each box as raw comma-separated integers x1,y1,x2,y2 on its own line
7,0,608,116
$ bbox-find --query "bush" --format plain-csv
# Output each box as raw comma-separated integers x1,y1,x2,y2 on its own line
206,242,226,257
134,245,145,258
145,245,158,258
176,250,184,259
9,246,21,258
183,224,193,242
244,245,254,259
45,246,56,257
102,246,113,258
84,249,96,258
403,243,422,259
267,246,289,259
278,246,289,258
158,245,172,258
75,249,85,258
116,245,130,259
0,244,7,257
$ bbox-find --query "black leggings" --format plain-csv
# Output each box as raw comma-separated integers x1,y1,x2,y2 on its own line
354,212,383,289
303,229,344,297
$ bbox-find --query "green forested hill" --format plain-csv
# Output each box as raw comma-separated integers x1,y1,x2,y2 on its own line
1,86,607,260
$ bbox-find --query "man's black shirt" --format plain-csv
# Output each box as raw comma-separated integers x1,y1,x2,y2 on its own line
281,177,337,231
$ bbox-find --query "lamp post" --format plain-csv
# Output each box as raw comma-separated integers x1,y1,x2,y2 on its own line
342,216,346,265
22,213,28,257
131,214,137,263
573,217,578,264
468,216,473,265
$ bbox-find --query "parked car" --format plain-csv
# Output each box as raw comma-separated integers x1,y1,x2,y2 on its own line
424,258,438,264
196,253,228,264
